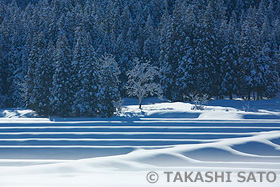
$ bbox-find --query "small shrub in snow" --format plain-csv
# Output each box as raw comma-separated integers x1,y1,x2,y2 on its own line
188,93,209,110
242,101,251,112
114,99,124,115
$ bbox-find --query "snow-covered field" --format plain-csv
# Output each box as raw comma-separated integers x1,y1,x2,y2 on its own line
0,98,280,187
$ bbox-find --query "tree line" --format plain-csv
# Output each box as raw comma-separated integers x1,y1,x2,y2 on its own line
0,0,280,117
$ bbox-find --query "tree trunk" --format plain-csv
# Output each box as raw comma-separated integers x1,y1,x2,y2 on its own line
139,98,142,109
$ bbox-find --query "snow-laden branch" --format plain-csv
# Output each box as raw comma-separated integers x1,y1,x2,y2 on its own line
126,58,163,109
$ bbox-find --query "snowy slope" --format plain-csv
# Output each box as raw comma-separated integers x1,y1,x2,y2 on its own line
0,98,279,186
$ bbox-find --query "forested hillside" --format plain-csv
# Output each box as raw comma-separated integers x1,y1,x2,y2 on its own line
0,0,280,117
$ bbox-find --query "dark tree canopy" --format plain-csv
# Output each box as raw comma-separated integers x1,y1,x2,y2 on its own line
0,0,279,117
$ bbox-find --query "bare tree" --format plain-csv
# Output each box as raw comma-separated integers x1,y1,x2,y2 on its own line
126,58,163,109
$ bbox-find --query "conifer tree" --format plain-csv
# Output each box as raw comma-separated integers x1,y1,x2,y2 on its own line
256,43,279,99
220,16,240,99
24,32,46,111
51,31,73,117
192,1,221,97
33,35,54,116
72,28,99,117
97,54,121,117
159,9,173,100
239,7,259,100
143,15,160,66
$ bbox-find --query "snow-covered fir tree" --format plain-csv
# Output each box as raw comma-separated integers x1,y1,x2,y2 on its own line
143,15,160,65
24,32,54,116
192,0,224,98
96,54,121,117
72,28,99,117
24,32,46,111
51,31,73,117
256,42,279,99
158,8,173,100
175,5,200,100
239,8,260,100
160,1,191,101
220,15,240,99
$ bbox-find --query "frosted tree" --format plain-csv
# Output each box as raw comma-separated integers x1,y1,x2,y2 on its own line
126,58,163,109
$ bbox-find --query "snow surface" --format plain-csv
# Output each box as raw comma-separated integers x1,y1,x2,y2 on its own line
0,98,280,186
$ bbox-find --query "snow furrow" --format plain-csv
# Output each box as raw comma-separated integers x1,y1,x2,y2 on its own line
0,132,261,135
